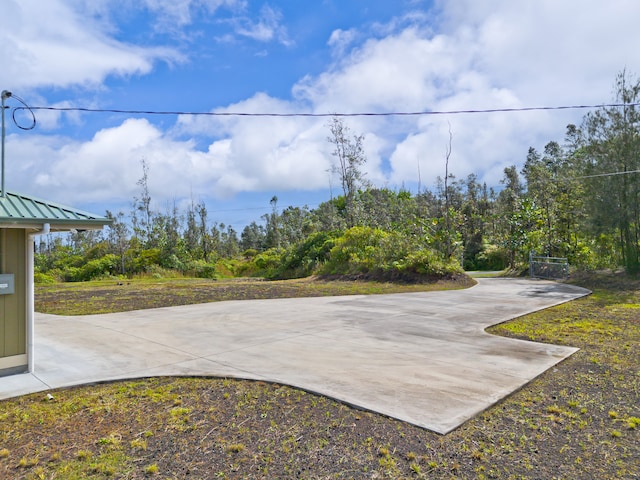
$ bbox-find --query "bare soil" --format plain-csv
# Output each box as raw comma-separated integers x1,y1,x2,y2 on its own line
0,273,638,479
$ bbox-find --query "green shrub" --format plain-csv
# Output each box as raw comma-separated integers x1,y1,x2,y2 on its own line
84,241,111,261
272,231,339,279
215,259,238,278
319,226,460,279
241,248,284,278
33,272,57,284
160,254,185,271
53,253,84,270
394,249,438,275
321,227,388,275
64,254,120,282
474,244,509,271
128,248,161,273
62,266,81,282
187,260,219,279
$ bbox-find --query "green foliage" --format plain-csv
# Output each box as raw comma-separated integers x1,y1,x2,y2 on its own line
33,272,57,284
581,70,640,272
159,253,185,272
64,254,120,282
272,231,339,279
36,247,84,272
240,248,285,278
128,248,161,273
242,248,259,258
84,241,111,261
320,227,461,278
321,226,388,275
34,74,640,282
474,244,510,271
214,259,238,278
401,249,462,276
186,260,219,279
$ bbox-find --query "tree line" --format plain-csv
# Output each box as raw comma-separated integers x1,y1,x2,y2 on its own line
34,71,640,282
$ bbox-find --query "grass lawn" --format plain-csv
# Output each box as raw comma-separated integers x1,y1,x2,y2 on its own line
0,273,638,479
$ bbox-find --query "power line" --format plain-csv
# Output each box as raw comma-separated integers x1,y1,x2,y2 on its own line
10,96,640,186
574,169,640,180
15,102,640,118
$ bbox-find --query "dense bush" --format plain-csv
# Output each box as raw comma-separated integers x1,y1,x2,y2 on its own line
319,226,461,278
271,231,339,279
64,254,120,282
33,272,57,284
128,248,161,273
472,244,510,271
239,248,285,278
186,260,219,279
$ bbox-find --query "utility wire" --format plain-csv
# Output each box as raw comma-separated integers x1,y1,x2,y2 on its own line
9,98,640,184
573,169,640,180
13,102,640,118
6,94,36,130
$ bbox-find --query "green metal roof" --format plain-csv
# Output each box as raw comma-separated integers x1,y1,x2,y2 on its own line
0,191,112,231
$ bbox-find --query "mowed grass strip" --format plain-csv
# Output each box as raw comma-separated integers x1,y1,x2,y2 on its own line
0,272,636,478
35,275,474,315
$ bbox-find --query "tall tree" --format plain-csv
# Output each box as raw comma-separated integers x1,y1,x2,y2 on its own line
150,202,183,269
184,200,201,259
496,165,526,267
264,195,281,249
196,202,213,262
280,205,310,246
240,222,266,252
556,125,587,258
581,70,640,272
327,117,368,227
131,158,153,246
439,125,461,259
218,223,239,258
105,210,129,274
460,174,486,269
522,145,558,256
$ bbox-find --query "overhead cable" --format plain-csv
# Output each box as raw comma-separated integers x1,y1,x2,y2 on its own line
14,102,640,118
6,94,36,130
574,168,640,179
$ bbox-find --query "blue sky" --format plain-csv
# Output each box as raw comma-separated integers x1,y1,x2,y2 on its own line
2,0,640,229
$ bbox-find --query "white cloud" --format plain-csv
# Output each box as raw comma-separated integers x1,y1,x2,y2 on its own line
293,0,640,189
8,110,332,206
0,0,179,91
294,27,466,113
7,0,640,210
231,4,292,45
136,0,244,34
328,29,358,57
176,93,332,196
69,0,243,32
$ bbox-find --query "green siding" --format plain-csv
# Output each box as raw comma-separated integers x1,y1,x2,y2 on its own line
0,229,26,358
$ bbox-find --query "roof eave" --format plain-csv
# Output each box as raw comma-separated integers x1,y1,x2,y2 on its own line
0,191,113,230
0,218,112,231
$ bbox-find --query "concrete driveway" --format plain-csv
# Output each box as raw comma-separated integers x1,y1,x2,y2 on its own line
0,278,589,434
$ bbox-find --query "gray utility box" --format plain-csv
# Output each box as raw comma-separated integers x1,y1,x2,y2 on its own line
0,274,15,295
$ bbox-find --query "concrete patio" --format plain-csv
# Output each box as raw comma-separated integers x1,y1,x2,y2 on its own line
0,277,590,434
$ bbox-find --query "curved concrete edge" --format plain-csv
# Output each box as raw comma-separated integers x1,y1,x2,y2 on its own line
1,278,591,434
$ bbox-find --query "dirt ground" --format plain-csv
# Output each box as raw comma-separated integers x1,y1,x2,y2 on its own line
0,273,638,479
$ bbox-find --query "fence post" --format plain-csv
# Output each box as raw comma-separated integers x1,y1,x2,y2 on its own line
529,251,534,278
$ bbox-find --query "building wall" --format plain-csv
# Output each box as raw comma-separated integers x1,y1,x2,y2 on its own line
0,228,27,373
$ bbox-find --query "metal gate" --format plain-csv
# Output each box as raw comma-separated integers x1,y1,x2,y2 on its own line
529,252,569,280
